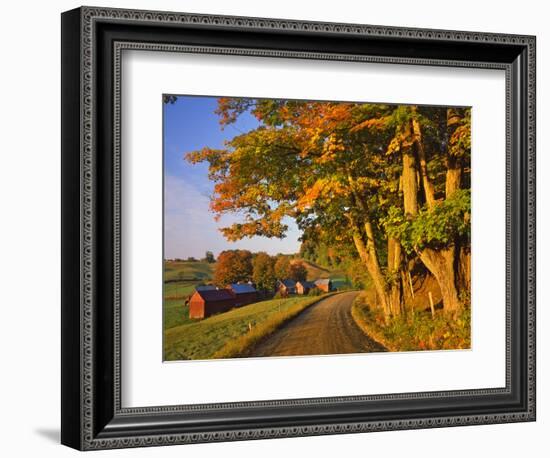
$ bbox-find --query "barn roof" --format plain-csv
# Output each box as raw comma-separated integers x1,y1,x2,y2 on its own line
297,280,316,289
279,279,296,288
194,289,234,302
229,283,257,294
314,278,331,286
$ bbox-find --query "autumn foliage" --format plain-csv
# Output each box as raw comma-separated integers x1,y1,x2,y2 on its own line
213,250,253,287
186,97,471,332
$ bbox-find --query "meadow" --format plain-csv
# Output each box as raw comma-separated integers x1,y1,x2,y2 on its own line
163,260,215,300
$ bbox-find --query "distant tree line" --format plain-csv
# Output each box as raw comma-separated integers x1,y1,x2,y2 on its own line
213,250,308,291
169,251,216,264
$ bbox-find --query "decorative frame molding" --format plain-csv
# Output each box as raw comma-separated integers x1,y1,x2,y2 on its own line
61,6,536,450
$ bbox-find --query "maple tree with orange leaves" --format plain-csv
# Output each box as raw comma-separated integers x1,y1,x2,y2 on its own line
186,98,471,322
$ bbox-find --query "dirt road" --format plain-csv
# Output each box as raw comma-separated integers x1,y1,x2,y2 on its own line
249,291,386,357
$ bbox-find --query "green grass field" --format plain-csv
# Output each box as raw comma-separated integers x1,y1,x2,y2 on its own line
164,298,194,330
163,282,197,299
164,260,215,282
164,260,215,299
163,294,332,360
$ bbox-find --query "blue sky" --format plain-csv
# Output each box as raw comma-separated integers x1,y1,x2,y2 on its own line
163,95,302,259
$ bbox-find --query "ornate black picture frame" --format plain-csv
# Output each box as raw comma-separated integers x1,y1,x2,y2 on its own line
61,6,536,450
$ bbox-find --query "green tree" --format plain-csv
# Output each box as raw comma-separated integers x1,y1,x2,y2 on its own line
289,261,308,282
252,252,276,291
274,256,291,280
204,251,215,263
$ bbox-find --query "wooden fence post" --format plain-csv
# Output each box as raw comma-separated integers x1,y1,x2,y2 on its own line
408,271,415,298
428,291,435,319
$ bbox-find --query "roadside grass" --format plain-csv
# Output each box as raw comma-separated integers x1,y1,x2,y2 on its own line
351,292,471,352
163,293,336,361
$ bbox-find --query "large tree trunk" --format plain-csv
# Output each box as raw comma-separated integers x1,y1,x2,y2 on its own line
400,118,419,215
387,237,403,316
446,164,462,197
446,108,464,199
419,246,462,314
351,231,391,319
446,108,469,303
346,172,392,319
402,152,419,216
456,244,471,296
412,117,436,208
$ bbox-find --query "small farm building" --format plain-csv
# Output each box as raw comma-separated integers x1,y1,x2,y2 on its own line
229,283,258,306
277,279,297,296
314,278,333,293
188,288,236,319
295,280,317,295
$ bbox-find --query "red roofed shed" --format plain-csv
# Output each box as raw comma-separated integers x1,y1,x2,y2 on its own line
188,289,236,319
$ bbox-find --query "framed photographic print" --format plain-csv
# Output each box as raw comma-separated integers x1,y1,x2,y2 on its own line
61,6,536,450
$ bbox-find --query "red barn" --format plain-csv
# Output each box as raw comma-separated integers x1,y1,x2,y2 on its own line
296,280,317,295
314,278,333,293
229,283,258,306
188,289,236,319
276,279,296,296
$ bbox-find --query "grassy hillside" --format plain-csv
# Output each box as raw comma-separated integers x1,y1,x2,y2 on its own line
291,258,351,290
163,260,215,299
291,258,329,279
164,298,194,330
164,260,214,282
163,294,334,360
